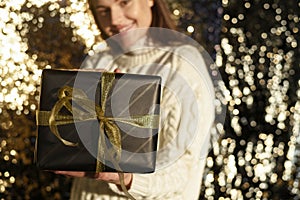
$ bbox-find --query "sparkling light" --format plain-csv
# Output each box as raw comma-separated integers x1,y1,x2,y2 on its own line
202,0,300,199
187,25,194,33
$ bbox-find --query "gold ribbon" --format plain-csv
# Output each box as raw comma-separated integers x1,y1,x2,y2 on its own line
37,72,159,172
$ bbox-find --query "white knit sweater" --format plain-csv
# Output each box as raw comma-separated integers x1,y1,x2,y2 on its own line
70,43,215,200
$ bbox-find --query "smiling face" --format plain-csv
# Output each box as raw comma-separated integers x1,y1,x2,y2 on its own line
90,0,154,48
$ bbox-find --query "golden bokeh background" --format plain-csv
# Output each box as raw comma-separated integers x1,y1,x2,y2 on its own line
0,0,299,199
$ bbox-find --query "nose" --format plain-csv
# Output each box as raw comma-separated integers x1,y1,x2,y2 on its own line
110,6,123,26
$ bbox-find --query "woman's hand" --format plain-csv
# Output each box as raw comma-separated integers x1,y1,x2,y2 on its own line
54,171,133,189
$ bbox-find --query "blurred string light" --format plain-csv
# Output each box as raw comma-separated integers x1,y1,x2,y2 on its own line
58,0,102,52
202,0,300,199
0,0,43,115
285,82,300,195
0,0,100,115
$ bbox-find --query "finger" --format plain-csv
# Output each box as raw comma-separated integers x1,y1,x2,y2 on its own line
54,171,85,177
95,172,132,186
94,172,120,183
77,68,107,72
114,68,121,73
84,172,98,178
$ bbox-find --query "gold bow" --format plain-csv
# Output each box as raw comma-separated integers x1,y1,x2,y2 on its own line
37,72,159,172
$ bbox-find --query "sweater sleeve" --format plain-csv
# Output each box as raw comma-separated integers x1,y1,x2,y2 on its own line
108,45,215,199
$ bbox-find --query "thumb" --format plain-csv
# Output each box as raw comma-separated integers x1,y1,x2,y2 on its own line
114,68,121,73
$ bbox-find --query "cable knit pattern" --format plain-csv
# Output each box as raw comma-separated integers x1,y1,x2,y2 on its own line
70,44,215,200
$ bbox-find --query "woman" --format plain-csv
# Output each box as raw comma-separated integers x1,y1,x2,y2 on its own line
57,0,215,199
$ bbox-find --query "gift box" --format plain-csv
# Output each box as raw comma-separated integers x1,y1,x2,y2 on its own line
35,69,161,173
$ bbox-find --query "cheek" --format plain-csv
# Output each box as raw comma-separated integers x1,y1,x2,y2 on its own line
96,16,109,28
132,8,152,27
96,17,112,35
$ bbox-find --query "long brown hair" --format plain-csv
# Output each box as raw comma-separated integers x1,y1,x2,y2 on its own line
151,0,176,30
88,0,176,39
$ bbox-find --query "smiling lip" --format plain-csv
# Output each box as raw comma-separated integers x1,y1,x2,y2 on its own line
116,23,135,34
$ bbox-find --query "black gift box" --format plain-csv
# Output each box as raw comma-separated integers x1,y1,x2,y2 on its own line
35,69,161,173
